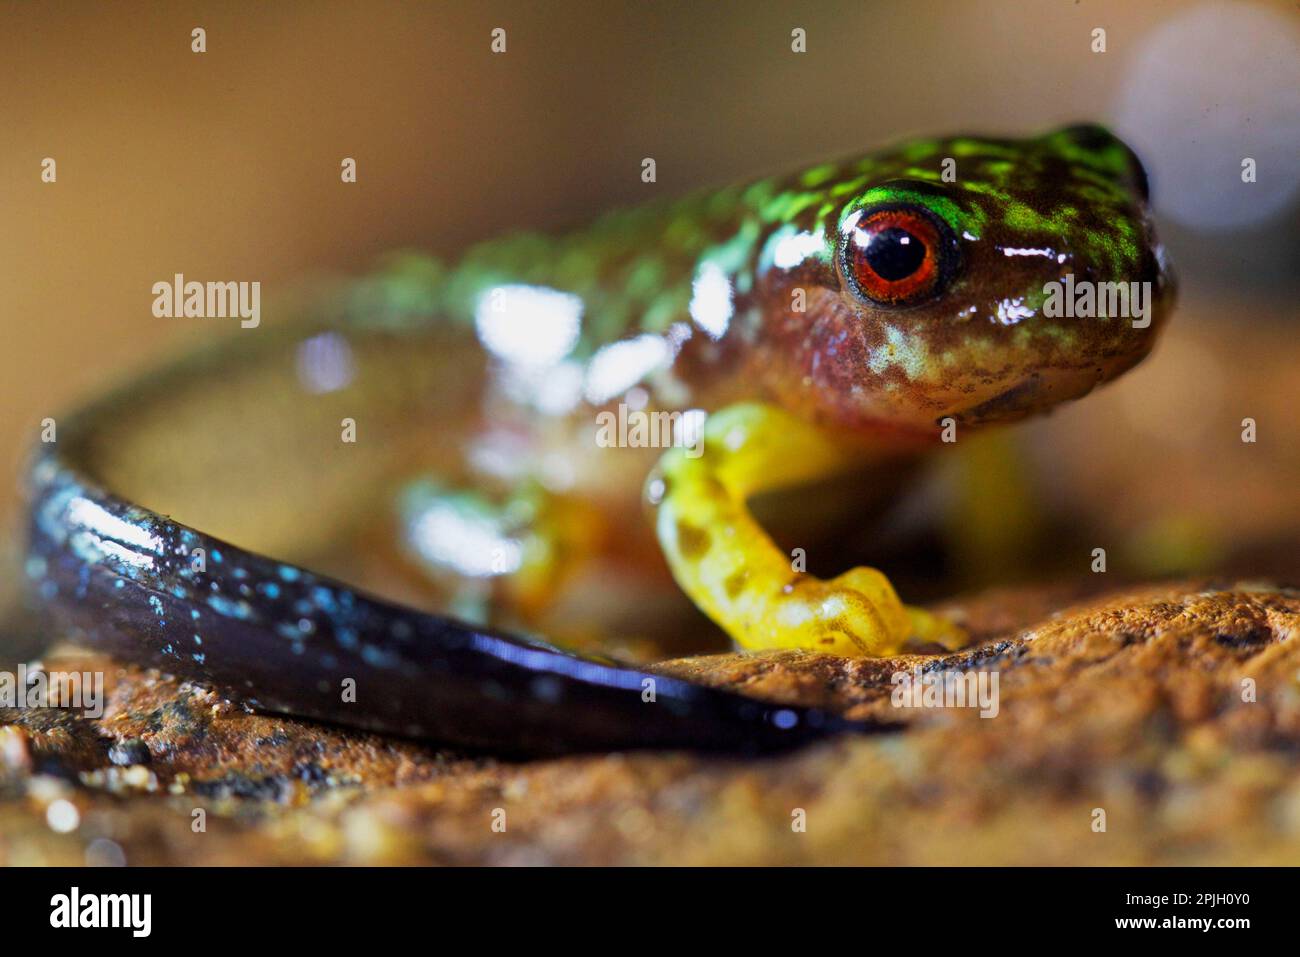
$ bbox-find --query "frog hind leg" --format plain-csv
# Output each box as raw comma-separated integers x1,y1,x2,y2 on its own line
651,402,965,657
397,478,601,627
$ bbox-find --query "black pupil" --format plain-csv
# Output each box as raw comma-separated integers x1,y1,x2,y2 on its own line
865,226,925,281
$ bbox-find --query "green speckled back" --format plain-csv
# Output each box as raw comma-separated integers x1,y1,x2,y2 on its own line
341,125,1168,439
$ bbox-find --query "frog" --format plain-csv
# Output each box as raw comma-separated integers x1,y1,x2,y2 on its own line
378,122,1172,657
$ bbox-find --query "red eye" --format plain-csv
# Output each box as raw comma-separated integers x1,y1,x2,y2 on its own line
841,206,950,305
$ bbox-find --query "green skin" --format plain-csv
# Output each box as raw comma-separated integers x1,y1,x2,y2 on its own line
331,124,1173,645
421,122,1167,418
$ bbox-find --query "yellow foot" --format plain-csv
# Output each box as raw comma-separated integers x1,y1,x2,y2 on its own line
906,606,969,652
764,566,911,656
731,567,966,657
652,402,967,658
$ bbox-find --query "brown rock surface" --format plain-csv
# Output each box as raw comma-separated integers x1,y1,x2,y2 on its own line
2,578,1298,865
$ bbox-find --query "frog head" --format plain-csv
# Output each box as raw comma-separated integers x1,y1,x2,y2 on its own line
751,125,1173,440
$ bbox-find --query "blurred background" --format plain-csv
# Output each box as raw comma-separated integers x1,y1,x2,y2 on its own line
1,0,1297,606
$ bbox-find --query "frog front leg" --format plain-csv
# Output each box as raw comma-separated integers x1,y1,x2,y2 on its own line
650,402,964,656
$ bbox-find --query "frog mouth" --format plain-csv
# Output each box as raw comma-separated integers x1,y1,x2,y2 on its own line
953,377,1046,425
953,359,1134,426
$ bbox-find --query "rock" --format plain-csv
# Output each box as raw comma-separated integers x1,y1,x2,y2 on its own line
0,579,1297,864
107,739,151,767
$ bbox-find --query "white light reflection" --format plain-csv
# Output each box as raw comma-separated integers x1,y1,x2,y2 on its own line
666,321,693,350
46,799,80,833
771,230,825,269
583,334,672,404
66,498,163,554
688,262,733,339
475,284,582,367
94,540,156,568
996,299,1035,325
408,502,523,578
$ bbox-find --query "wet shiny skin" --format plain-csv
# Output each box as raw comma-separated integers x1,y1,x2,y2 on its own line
24,126,1174,754
387,124,1173,656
